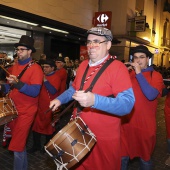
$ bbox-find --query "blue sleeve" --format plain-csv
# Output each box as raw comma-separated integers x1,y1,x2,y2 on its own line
93,88,135,116
162,88,170,97
136,73,159,100
44,81,57,95
4,84,11,94
19,84,41,97
57,85,75,104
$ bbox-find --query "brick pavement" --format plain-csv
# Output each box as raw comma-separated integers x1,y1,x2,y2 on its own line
0,97,170,170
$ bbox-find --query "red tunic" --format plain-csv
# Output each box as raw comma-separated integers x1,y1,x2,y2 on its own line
121,70,163,161
164,91,170,138
71,56,132,170
32,73,61,135
55,68,67,95
8,62,43,152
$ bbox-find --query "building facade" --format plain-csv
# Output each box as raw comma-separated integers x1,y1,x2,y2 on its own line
0,0,170,67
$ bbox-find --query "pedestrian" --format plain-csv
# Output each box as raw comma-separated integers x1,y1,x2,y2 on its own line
49,27,135,170
28,58,61,153
38,53,47,67
0,35,43,170
55,56,67,94
121,45,164,170
162,80,170,154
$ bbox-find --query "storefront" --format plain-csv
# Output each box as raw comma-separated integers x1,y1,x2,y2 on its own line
0,5,87,61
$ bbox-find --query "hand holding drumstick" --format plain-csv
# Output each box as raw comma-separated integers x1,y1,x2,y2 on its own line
6,75,18,84
0,65,18,84
49,90,95,112
49,99,61,112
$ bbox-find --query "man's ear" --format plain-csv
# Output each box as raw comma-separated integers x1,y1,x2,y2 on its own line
147,56,150,63
107,41,112,50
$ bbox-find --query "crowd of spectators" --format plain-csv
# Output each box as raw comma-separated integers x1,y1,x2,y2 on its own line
152,64,170,79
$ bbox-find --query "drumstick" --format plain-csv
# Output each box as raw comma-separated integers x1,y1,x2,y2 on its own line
0,65,18,83
0,65,11,75
44,105,54,114
49,87,92,124
51,100,76,125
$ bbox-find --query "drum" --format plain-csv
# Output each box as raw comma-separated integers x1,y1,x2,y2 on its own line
0,97,18,126
45,117,96,170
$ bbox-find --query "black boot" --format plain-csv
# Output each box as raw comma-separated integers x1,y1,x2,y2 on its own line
28,131,41,154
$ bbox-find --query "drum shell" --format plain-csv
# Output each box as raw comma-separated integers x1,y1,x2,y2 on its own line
45,118,96,169
0,97,18,126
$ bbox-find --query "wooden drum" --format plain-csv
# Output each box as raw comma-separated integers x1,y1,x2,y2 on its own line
0,97,18,126
45,117,96,170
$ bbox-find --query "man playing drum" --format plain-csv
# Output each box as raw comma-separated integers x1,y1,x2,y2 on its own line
0,35,43,170
29,59,61,153
49,27,135,170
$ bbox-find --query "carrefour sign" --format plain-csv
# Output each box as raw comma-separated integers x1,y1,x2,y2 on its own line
93,11,112,29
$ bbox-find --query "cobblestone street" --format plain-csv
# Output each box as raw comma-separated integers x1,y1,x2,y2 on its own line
0,97,170,170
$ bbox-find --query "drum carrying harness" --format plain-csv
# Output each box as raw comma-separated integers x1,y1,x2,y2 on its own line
76,56,115,112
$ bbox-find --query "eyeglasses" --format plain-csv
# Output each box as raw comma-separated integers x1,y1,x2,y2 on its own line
86,40,108,47
133,56,147,60
15,48,30,53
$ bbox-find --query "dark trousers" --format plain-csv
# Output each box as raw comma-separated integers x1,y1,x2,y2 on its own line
32,131,53,150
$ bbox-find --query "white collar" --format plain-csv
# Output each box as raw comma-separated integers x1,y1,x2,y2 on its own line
89,54,109,67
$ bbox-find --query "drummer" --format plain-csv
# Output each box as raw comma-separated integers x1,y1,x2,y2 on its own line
50,27,135,170
28,59,61,154
0,35,43,170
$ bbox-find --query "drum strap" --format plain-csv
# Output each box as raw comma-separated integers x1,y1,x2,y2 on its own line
17,61,35,79
76,56,115,112
10,61,35,90
79,56,115,91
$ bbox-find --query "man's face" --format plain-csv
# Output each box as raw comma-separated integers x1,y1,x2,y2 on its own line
55,61,63,69
64,57,69,63
15,46,32,61
133,52,149,69
86,34,111,63
43,64,54,75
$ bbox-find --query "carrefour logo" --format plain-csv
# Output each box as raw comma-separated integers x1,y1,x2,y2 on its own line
97,14,109,23
94,11,112,29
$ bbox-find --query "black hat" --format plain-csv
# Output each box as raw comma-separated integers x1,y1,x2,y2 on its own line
43,59,56,68
131,45,153,58
14,35,36,53
55,56,65,63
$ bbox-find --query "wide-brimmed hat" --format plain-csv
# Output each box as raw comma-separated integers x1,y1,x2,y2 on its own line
87,27,113,41
131,45,153,58
14,35,36,53
43,59,56,68
55,56,65,63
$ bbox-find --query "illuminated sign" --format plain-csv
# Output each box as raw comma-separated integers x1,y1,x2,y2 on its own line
93,11,112,29
134,16,146,32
